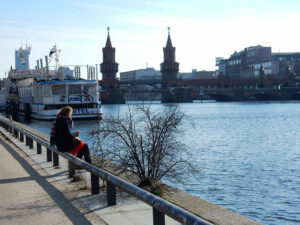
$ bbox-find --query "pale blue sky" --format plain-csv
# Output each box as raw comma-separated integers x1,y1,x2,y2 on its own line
1,0,300,78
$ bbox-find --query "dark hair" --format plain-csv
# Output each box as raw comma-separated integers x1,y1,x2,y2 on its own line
57,106,73,118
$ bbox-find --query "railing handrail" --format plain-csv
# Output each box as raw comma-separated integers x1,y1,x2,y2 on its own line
0,115,211,225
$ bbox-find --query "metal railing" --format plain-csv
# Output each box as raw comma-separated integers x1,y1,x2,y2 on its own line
0,116,211,225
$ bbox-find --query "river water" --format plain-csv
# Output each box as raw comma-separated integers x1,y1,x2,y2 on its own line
20,101,300,225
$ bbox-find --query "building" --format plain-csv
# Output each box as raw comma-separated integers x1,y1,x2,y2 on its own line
195,70,216,79
178,70,196,80
121,68,215,81
120,68,161,82
253,61,279,77
272,52,300,76
216,45,272,78
15,47,30,70
178,70,215,79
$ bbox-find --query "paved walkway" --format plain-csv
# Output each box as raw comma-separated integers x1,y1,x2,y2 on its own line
0,127,180,225
0,134,106,225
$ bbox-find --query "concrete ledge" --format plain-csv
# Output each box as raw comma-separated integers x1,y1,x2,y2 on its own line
162,186,261,225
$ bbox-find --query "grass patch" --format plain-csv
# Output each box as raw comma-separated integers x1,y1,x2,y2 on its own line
71,174,84,182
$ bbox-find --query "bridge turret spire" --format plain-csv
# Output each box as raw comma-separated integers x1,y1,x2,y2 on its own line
105,27,112,48
166,27,173,48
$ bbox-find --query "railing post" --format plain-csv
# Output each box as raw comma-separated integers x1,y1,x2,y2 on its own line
13,129,18,138
37,142,42,154
68,161,75,178
153,208,165,225
91,173,99,195
53,152,59,166
47,148,52,162
20,133,24,142
25,136,29,146
107,181,116,206
29,138,33,149
9,126,12,134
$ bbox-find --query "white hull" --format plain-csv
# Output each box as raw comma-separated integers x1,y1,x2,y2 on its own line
18,108,102,120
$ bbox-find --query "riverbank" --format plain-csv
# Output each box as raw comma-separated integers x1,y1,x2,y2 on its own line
0,116,261,225
14,101,300,224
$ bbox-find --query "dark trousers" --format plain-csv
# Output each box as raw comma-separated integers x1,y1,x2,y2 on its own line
76,143,92,163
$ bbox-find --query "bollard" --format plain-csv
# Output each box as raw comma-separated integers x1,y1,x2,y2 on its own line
53,152,59,167
107,181,116,206
91,173,100,195
68,161,75,178
37,142,42,154
20,133,24,142
47,148,52,162
153,208,165,225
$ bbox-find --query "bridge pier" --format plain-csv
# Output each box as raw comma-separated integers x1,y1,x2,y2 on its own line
100,89,125,104
161,88,193,103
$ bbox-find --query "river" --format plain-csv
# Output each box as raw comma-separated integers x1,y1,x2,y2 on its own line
19,101,300,225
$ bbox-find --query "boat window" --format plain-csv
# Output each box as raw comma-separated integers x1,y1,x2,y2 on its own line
44,103,99,110
52,85,66,95
43,85,50,96
84,84,96,95
69,85,81,95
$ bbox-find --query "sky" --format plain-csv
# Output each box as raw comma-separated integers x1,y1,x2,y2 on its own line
1,0,300,79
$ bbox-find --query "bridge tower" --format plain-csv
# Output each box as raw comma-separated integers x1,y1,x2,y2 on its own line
160,28,192,103
99,28,125,104
160,27,179,82
101,27,118,80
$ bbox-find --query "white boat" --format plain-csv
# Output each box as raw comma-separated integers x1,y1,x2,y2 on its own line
2,44,102,120
18,79,102,120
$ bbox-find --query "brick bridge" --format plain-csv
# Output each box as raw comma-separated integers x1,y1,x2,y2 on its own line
164,75,299,101
120,75,300,102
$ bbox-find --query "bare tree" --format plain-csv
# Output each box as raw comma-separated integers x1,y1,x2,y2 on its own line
90,104,197,193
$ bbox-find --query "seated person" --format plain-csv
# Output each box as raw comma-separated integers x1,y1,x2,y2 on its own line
50,106,92,163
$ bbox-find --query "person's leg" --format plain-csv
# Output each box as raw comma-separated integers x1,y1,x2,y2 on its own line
76,143,92,163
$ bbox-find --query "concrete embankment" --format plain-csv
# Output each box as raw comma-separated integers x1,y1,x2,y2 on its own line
0,117,261,225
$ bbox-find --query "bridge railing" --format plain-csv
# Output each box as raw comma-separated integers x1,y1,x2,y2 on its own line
0,116,211,225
